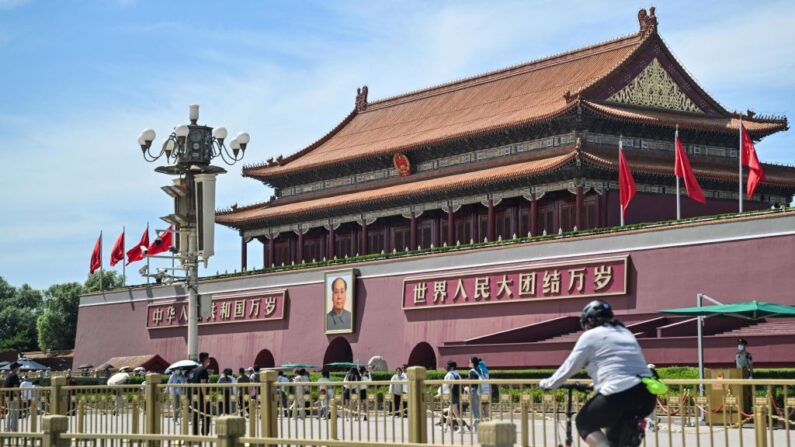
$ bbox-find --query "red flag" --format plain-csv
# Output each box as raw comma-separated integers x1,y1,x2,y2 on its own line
109,230,125,267
126,225,149,265
90,232,102,274
674,132,706,203
741,124,765,198
147,225,173,256
619,142,636,218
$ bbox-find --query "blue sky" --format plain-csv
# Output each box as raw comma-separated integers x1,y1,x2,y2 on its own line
1,0,793,290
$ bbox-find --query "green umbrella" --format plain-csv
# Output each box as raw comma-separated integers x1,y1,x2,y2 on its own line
660,296,795,384
325,361,368,368
660,301,795,319
279,363,317,369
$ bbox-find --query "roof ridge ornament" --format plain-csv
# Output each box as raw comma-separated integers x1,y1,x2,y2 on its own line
638,7,658,39
356,85,369,112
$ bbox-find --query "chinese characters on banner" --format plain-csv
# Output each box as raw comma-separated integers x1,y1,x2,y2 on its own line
402,256,628,310
147,289,287,329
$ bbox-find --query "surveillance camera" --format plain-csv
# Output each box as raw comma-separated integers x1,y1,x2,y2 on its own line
140,246,148,254
138,266,148,275
156,267,167,273
154,237,162,246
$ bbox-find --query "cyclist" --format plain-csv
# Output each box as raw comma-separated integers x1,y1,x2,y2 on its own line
539,300,656,447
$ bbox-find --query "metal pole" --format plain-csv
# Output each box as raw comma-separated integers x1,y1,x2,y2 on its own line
739,118,744,213
122,226,126,286
697,293,705,395
676,176,681,221
675,126,681,220
187,227,199,362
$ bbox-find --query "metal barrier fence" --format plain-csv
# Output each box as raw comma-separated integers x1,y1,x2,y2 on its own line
2,370,794,446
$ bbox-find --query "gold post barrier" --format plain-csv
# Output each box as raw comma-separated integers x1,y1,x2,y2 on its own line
49,376,66,415
479,420,517,447
42,415,69,447
216,415,246,447
260,370,278,446
144,372,162,447
407,366,427,444
754,397,768,447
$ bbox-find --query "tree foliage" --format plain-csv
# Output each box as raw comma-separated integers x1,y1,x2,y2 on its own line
0,277,42,352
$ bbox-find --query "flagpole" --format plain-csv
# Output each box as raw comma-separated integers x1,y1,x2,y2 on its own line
122,226,126,287
99,231,104,291
146,222,150,285
739,118,743,213
676,125,681,220
619,135,624,226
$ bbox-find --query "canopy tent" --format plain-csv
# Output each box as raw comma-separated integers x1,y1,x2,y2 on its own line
0,358,51,371
660,296,795,383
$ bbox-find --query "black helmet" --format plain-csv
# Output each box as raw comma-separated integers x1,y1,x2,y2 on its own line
580,300,614,330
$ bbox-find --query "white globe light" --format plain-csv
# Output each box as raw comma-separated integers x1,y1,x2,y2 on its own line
164,139,176,153
137,135,146,146
230,138,241,150
236,132,250,145
175,125,189,138
140,128,156,143
213,127,228,140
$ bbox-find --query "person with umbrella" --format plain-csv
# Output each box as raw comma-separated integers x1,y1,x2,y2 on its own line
167,368,187,422
736,338,754,378
108,367,130,415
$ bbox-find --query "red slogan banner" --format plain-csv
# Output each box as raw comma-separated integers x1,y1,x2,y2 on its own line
402,256,628,310
147,289,287,329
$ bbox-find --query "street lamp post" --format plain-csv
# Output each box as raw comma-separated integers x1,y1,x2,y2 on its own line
138,104,249,361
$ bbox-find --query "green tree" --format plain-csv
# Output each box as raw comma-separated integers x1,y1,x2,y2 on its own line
0,307,39,352
0,277,42,352
84,270,124,292
36,271,123,351
37,282,83,351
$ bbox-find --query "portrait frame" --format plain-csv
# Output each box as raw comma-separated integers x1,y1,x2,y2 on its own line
324,268,357,334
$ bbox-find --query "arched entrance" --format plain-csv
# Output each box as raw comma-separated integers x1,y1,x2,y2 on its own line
323,337,353,365
408,342,436,370
253,349,275,368
208,357,219,374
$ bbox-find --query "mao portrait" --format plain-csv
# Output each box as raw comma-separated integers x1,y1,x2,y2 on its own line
324,269,356,334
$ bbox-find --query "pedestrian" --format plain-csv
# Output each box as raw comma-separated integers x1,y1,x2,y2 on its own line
317,369,333,418
236,368,251,416
291,369,309,418
276,370,290,415
190,352,211,435
389,367,408,417
442,360,464,433
217,368,236,414
167,369,187,421
477,359,491,420
3,362,21,432
359,366,370,420
736,338,754,378
343,367,361,420
467,356,482,429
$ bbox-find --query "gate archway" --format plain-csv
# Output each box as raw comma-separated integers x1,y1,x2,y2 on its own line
323,337,353,365
254,349,275,368
407,342,436,370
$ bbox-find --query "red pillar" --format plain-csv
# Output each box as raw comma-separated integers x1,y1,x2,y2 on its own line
327,226,335,259
241,237,247,271
487,198,495,242
296,231,304,263
267,237,275,268
360,221,368,255
530,193,538,237
447,206,455,246
410,212,417,250
576,186,584,230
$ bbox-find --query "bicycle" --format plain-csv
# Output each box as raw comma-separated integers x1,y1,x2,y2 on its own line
558,383,648,447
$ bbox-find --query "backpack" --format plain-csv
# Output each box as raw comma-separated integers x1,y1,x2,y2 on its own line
471,368,491,395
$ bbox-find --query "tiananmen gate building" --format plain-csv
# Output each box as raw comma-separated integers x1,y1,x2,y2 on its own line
75,8,795,372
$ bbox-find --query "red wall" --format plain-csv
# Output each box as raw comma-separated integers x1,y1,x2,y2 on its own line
74,232,795,370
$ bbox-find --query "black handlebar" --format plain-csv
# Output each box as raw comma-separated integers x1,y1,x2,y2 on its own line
559,383,592,393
